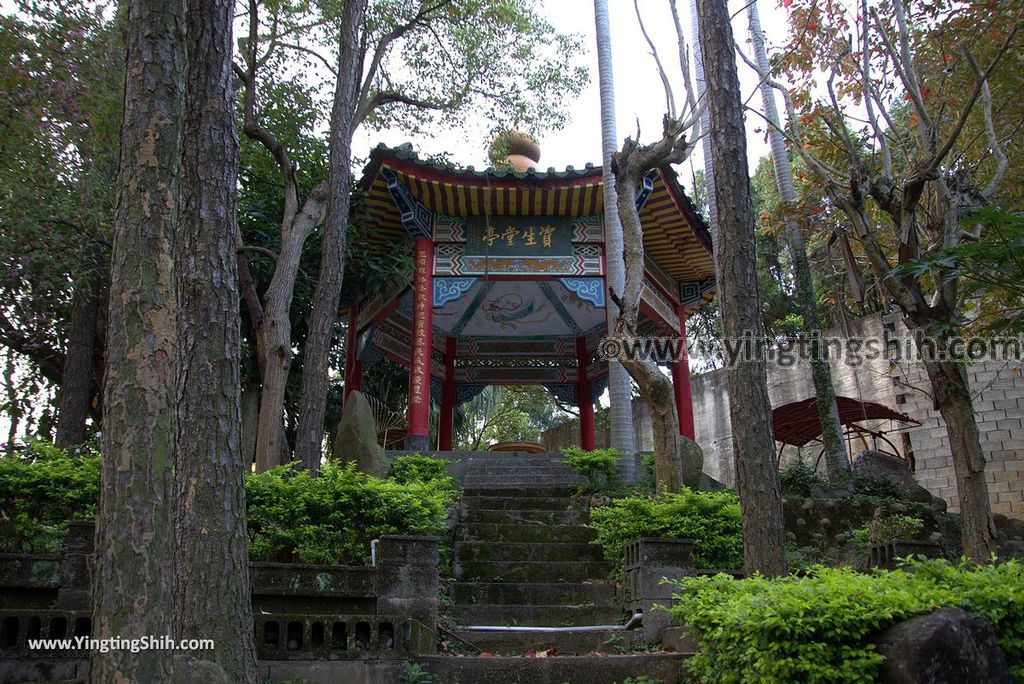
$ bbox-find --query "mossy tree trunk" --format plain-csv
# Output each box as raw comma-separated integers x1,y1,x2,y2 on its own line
746,0,849,485
91,0,185,678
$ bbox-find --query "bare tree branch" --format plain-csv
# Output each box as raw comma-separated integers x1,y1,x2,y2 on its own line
354,0,456,127
237,245,279,262
279,42,337,75
634,0,675,119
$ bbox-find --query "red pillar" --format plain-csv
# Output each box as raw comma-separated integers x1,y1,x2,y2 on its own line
343,303,362,402
576,337,596,451
671,305,696,440
439,337,456,451
407,238,434,451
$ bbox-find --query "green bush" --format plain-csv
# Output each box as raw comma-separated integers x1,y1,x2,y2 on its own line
561,446,620,493
245,460,457,565
588,489,743,577
0,441,100,553
850,514,924,548
672,559,1024,683
779,459,824,497
389,453,451,484
0,441,457,565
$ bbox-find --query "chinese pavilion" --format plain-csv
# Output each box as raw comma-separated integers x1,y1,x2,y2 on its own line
342,144,716,452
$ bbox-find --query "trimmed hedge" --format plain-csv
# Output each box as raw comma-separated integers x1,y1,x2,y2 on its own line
672,559,1024,683
588,489,743,577
246,458,456,564
0,441,100,553
0,443,456,565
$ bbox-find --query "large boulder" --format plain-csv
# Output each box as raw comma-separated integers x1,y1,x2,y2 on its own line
332,390,389,477
852,450,942,508
875,607,1011,684
677,435,704,489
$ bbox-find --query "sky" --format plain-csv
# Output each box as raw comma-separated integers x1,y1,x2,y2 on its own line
352,0,793,189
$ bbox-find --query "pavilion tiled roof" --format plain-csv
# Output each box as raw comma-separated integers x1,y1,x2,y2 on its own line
350,143,715,285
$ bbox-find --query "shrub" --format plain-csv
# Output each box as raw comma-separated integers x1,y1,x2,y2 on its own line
561,446,620,493
588,489,743,577
851,514,924,548
389,453,451,485
0,441,457,565
779,459,825,497
0,441,100,553
245,461,457,565
672,559,1024,683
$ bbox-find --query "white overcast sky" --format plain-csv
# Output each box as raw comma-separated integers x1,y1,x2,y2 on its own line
352,0,793,189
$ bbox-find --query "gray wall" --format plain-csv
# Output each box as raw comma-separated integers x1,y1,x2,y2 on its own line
543,312,1024,519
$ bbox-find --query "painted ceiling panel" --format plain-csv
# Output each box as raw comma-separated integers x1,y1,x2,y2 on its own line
430,280,604,339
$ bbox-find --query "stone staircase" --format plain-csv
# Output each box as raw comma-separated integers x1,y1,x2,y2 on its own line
420,452,689,683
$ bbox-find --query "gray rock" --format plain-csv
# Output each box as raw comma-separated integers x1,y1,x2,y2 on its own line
173,656,229,684
853,450,936,505
875,607,1011,684
331,390,389,477
677,435,704,489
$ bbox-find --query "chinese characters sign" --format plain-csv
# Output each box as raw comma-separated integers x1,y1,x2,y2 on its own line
464,216,573,258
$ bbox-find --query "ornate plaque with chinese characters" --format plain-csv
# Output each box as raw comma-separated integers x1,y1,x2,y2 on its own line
464,216,574,258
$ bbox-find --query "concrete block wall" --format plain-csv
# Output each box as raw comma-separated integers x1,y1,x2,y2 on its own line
884,314,1024,516
692,314,902,488
544,312,1024,519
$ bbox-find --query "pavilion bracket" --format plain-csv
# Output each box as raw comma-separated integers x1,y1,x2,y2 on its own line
381,167,433,239
635,169,658,212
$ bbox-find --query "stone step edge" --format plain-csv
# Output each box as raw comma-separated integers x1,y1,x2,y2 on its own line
455,625,631,634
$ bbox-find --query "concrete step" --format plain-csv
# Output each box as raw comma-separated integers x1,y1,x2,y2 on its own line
462,465,575,474
464,508,589,526
461,495,576,511
455,541,603,563
457,560,612,583
462,486,580,496
464,479,585,489
460,522,597,544
466,456,577,466
453,581,616,606
463,475,583,482
416,653,690,684
450,603,623,628
450,627,639,655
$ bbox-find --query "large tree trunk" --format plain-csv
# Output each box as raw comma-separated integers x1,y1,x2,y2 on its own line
697,0,787,576
918,337,996,561
293,0,363,470
173,0,258,678
241,374,260,465
91,0,185,678
254,185,328,471
593,0,637,456
55,266,101,448
746,0,849,483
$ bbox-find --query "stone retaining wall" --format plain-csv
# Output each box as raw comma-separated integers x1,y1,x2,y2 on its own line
0,523,439,677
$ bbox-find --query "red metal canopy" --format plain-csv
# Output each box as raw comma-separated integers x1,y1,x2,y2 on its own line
772,395,920,447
